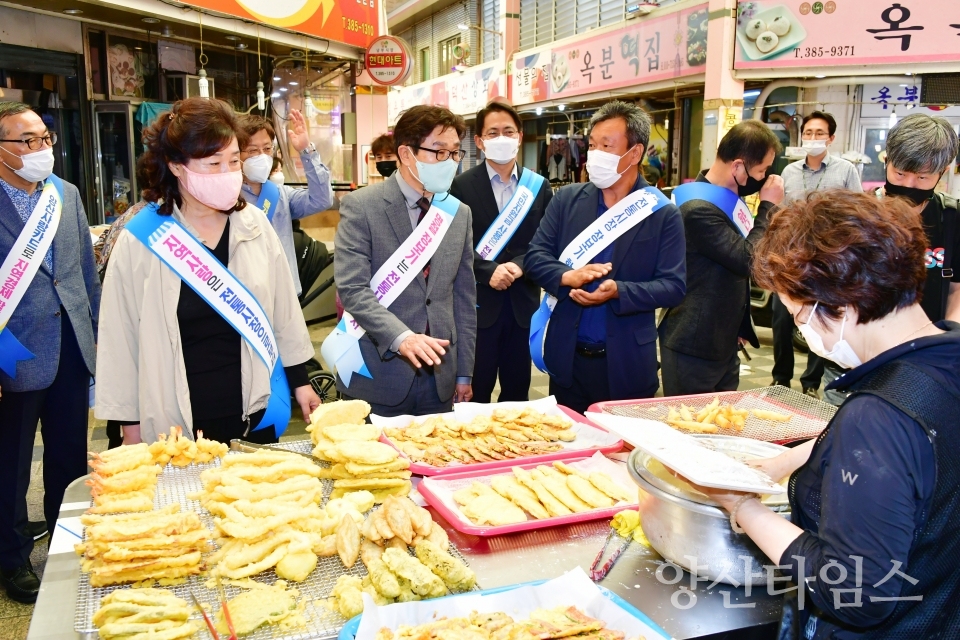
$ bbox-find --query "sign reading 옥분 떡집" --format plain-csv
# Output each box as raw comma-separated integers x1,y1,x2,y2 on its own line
511,3,709,106
180,0,379,48
734,0,960,70
366,37,412,86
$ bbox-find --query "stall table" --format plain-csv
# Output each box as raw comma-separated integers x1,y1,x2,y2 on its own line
27,451,783,640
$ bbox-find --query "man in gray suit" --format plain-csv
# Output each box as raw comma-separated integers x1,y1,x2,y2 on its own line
333,105,476,416
0,103,99,603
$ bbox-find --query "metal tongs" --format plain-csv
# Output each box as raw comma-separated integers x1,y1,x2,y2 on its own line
190,573,237,640
589,528,632,582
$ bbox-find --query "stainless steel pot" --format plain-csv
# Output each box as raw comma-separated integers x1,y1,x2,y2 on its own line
627,435,791,586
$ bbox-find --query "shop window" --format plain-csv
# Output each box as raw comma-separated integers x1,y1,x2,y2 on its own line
105,35,158,100
88,30,108,96
439,36,461,76
420,48,430,82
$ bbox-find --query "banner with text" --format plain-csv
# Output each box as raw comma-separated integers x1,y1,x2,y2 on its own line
387,61,505,123
183,0,379,48
734,0,960,70
512,4,708,106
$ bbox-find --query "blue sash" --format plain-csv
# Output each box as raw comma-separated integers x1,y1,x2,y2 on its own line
475,169,545,261
125,204,292,436
529,186,670,374
255,179,281,223
672,182,754,237
0,175,65,377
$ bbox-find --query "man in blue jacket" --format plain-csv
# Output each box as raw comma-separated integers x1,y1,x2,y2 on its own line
525,101,686,413
0,103,99,603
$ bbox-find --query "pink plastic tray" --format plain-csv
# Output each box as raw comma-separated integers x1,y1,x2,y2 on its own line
380,405,624,477
418,455,638,536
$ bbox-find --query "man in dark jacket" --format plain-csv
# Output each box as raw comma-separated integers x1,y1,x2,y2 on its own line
0,103,100,603
526,101,686,413
450,101,551,403
659,121,783,396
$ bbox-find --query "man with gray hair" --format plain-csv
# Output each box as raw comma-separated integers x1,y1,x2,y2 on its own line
817,113,960,408
0,102,99,603
525,101,686,412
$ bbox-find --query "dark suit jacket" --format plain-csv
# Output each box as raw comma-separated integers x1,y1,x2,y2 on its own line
658,174,774,361
525,176,687,397
0,178,100,392
450,163,552,329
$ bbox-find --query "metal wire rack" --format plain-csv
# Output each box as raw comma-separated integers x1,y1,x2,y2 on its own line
75,439,477,639
594,386,837,443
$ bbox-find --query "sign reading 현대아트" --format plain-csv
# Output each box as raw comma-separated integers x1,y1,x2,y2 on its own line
366,36,413,86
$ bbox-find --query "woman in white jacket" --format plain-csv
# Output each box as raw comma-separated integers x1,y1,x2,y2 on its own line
96,97,320,445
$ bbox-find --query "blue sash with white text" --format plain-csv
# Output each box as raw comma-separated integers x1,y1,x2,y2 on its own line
125,204,291,436
475,169,545,261
672,182,753,237
321,193,462,387
528,186,670,374
0,175,64,377
256,179,281,223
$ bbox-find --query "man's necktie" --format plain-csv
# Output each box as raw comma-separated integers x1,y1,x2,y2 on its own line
416,197,431,282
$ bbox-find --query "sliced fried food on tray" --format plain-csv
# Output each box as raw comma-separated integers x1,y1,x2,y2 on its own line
93,588,197,640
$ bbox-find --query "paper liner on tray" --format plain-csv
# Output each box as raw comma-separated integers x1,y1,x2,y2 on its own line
371,398,623,476
418,452,639,536
354,567,670,640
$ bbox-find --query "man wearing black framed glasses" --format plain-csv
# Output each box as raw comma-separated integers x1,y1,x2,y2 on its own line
0,102,99,603
329,105,476,416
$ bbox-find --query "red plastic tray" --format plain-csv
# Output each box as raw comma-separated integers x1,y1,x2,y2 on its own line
418,455,638,536
380,405,624,477
588,386,836,445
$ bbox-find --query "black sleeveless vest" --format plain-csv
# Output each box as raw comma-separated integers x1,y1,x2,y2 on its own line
790,359,960,638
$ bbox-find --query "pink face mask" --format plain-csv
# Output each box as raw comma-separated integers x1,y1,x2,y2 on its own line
177,164,243,211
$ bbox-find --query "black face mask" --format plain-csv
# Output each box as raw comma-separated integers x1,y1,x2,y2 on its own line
735,162,768,198
884,180,935,207
376,161,397,177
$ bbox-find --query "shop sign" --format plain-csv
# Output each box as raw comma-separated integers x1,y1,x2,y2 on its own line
860,82,960,118
511,3,708,106
719,106,743,140
387,60,504,123
181,0,379,48
734,0,960,71
366,37,412,86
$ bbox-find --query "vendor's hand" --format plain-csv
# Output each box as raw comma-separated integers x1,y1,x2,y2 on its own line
294,384,322,422
759,174,785,205
570,280,618,306
453,383,473,403
122,424,142,446
489,263,518,291
738,337,749,347
561,263,612,289
398,334,449,368
747,451,798,484
288,109,311,153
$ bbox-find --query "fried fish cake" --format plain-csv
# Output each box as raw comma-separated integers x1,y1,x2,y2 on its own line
511,468,571,517
588,472,634,503
532,469,592,513
565,475,614,508
491,475,549,519
460,494,527,526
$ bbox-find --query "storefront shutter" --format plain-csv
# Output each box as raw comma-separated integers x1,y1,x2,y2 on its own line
519,0,537,50
598,0,623,27
555,0,576,41
462,124,478,169
576,0,599,35
481,0,499,63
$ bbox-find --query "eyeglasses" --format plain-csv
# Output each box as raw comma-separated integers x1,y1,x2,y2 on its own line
801,131,830,139
0,133,57,150
244,145,274,156
481,129,519,140
415,146,465,162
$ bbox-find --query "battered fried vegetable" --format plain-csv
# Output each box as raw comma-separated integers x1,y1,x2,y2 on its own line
414,539,476,591
382,547,448,598
336,514,362,568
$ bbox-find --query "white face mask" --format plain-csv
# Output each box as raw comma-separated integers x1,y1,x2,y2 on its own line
801,139,828,156
268,172,285,187
0,145,54,183
586,145,636,190
242,154,273,184
482,136,519,164
797,302,863,369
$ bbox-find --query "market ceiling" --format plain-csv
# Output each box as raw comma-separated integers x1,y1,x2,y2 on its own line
2,0,358,61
